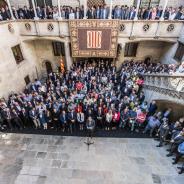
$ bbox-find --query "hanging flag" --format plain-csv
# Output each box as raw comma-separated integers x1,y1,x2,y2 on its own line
60,58,65,73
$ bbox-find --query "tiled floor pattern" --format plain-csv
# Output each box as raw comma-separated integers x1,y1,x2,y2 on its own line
0,133,183,184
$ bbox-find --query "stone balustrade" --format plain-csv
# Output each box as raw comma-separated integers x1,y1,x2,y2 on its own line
0,20,183,42
143,73,184,101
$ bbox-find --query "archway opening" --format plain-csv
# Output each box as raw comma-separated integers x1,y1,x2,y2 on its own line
45,61,53,74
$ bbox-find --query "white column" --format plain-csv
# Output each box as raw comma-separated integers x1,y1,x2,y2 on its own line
64,42,73,70
83,0,87,19
6,0,15,20
32,0,39,19
57,0,62,20
160,0,168,20
43,0,46,7
134,0,141,20
108,0,113,19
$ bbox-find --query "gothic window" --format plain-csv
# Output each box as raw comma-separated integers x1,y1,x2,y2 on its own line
174,42,184,62
11,45,24,64
124,42,138,57
52,42,65,56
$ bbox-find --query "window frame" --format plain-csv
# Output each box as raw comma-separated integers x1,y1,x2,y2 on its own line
124,42,138,57
174,42,184,62
11,44,24,64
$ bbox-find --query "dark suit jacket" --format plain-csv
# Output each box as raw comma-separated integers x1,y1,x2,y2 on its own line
59,114,68,124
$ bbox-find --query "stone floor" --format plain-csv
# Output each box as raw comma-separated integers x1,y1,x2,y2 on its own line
0,133,183,184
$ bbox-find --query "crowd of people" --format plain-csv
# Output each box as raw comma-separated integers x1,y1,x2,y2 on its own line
0,4,184,21
0,59,184,174
130,60,184,75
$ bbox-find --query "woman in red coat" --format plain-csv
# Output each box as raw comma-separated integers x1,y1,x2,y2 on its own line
112,110,120,129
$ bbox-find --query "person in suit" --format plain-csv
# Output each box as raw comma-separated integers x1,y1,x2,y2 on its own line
11,109,24,130
114,5,122,19
100,4,109,19
22,6,31,19
166,128,184,157
1,7,10,20
86,116,95,138
59,110,68,132
68,109,77,134
20,108,30,128
129,6,136,20
38,109,47,129
36,6,43,19
29,107,40,129
96,106,104,129
52,108,59,130
86,7,93,19
3,108,13,130
95,6,101,19
77,111,85,131
75,7,82,19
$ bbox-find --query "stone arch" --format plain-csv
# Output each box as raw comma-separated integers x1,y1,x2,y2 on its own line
153,99,184,121
42,60,53,74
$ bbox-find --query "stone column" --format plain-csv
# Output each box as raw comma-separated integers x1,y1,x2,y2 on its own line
6,0,15,20
134,0,141,20
57,0,62,20
160,0,168,20
83,0,87,19
64,42,73,70
32,0,39,19
108,0,113,19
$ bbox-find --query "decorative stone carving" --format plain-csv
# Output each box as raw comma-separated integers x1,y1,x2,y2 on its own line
47,23,54,31
25,23,31,31
143,74,184,101
143,24,150,32
119,24,125,32
8,24,14,33
167,24,174,32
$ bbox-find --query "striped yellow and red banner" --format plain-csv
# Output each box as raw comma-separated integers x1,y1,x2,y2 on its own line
60,58,65,73
87,31,102,49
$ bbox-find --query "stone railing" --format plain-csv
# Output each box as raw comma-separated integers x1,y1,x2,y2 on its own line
143,73,184,100
0,20,183,42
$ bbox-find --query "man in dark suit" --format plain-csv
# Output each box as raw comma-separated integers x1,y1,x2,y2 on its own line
96,106,104,129
3,108,13,130
129,6,136,20
60,110,68,132
114,5,122,19
75,7,82,19
23,6,31,19
95,6,101,19
100,4,109,19
68,109,77,134
1,7,10,20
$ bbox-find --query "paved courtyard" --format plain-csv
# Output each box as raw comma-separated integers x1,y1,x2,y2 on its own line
0,133,183,184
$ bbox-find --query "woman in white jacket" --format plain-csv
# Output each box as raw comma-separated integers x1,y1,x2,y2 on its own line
106,109,113,130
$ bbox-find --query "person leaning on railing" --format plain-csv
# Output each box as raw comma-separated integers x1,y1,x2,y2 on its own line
1,4,184,21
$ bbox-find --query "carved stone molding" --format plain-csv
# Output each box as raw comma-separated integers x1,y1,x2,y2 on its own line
8,23,14,33
25,23,31,31
143,24,150,32
47,23,54,31
167,24,175,32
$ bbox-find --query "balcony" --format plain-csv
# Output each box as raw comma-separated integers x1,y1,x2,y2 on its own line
0,19,183,42
143,73,184,104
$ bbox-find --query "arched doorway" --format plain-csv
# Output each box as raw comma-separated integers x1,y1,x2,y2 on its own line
45,61,53,74
0,0,7,8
